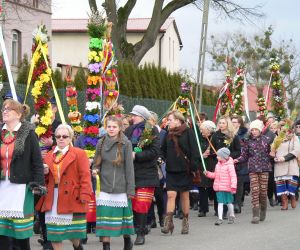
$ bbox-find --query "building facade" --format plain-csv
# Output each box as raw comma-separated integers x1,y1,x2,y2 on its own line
1,0,51,80
52,17,182,74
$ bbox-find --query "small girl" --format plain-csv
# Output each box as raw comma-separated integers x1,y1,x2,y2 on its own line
205,147,237,225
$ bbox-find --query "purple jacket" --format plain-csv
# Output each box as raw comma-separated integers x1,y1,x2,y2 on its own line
237,135,272,173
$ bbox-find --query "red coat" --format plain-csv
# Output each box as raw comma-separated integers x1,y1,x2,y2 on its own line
36,146,92,214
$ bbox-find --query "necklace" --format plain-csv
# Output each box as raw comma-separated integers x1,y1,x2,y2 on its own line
1,130,17,145
53,150,69,164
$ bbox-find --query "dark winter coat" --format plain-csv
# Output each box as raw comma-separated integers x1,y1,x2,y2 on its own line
125,122,160,188
0,121,44,185
210,130,241,159
162,128,199,173
237,134,272,173
198,133,216,188
235,127,249,175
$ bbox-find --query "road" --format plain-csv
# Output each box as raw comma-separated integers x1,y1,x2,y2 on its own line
31,196,300,250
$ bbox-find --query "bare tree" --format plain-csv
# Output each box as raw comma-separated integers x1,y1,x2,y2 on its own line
88,0,264,65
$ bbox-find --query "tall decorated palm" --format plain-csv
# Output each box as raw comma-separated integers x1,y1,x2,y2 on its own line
30,25,53,146
83,12,120,158
269,57,286,120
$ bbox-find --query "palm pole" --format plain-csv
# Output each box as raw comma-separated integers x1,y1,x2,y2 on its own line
195,0,210,112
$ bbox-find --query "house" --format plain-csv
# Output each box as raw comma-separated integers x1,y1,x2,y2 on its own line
51,17,183,76
0,0,52,80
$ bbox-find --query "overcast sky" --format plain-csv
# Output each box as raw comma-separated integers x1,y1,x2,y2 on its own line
52,0,300,85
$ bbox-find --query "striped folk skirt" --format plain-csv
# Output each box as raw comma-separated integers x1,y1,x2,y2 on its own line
46,213,87,242
0,185,34,239
132,187,155,213
96,195,134,237
275,175,299,196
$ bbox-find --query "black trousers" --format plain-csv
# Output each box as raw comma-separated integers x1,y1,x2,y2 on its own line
0,236,30,250
234,175,245,206
268,170,278,200
198,187,210,213
147,186,165,223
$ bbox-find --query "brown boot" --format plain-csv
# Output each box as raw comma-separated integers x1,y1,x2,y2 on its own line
281,194,288,210
181,214,189,234
161,212,174,235
251,207,260,224
290,195,297,209
260,203,267,222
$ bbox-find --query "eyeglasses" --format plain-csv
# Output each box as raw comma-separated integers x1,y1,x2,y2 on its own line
55,135,69,139
1,107,14,113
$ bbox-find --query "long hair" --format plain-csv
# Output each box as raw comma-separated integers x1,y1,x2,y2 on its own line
94,116,123,167
218,116,236,142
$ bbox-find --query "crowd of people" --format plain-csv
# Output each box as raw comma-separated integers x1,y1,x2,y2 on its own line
0,94,299,250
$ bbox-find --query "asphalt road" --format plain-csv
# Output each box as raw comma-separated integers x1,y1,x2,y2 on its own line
31,195,300,250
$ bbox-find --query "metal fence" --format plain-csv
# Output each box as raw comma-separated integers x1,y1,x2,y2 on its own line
0,83,215,121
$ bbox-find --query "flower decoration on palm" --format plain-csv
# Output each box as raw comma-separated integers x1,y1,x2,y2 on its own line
30,25,53,140
83,12,120,158
233,64,245,116
220,70,234,116
65,66,82,134
257,96,268,117
176,82,191,116
269,57,286,120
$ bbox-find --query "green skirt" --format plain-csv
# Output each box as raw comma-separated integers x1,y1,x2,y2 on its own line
96,199,134,237
46,213,86,242
0,185,34,239
216,191,234,204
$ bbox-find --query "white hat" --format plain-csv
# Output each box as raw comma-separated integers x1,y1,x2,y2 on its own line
249,119,264,132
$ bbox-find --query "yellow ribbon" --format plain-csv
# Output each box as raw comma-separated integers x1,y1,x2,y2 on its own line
24,42,42,103
26,39,66,125
96,174,100,197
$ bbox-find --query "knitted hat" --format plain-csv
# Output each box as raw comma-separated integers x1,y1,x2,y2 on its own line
130,105,151,120
217,147,230,160
201,120,217,133
249,119,264,132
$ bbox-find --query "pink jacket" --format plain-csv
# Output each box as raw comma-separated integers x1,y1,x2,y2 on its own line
206,157,237,193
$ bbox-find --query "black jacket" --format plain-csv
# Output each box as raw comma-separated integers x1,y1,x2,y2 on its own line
162,128,199,173
211,130,241,159
125,123,160,188
0,122,44,185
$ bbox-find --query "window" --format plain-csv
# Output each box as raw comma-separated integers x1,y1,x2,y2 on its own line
12,30,21,65
33,0,39,8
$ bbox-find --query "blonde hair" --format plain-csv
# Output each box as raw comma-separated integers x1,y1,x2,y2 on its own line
3,99,30,122
167,110,185,124
218,116,236,142
270,121,279,129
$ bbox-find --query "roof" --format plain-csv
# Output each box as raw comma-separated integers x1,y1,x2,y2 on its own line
52,17,183,46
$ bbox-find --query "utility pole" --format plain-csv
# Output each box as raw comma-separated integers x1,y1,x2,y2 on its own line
195,0,210,112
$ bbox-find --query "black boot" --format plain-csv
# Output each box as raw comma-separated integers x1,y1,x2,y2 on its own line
134,213,146,245
123,235,133,250
103,242,110,250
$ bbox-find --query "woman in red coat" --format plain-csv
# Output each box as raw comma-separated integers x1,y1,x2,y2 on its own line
37,124,92,250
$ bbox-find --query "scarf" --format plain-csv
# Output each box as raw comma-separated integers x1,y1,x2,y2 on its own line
168,123,188,156
130,122,145,148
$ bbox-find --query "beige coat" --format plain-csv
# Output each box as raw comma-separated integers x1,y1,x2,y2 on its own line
274,135,300,177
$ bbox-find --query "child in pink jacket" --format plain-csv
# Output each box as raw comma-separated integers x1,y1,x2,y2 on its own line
205,147,237,225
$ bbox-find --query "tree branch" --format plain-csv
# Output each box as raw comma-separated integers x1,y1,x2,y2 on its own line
88,0,97,12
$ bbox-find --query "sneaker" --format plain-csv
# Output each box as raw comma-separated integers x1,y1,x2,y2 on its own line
228,216,235,224
214,219,223,226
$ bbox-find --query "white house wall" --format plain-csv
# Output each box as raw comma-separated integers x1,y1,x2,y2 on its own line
52,33,89,68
